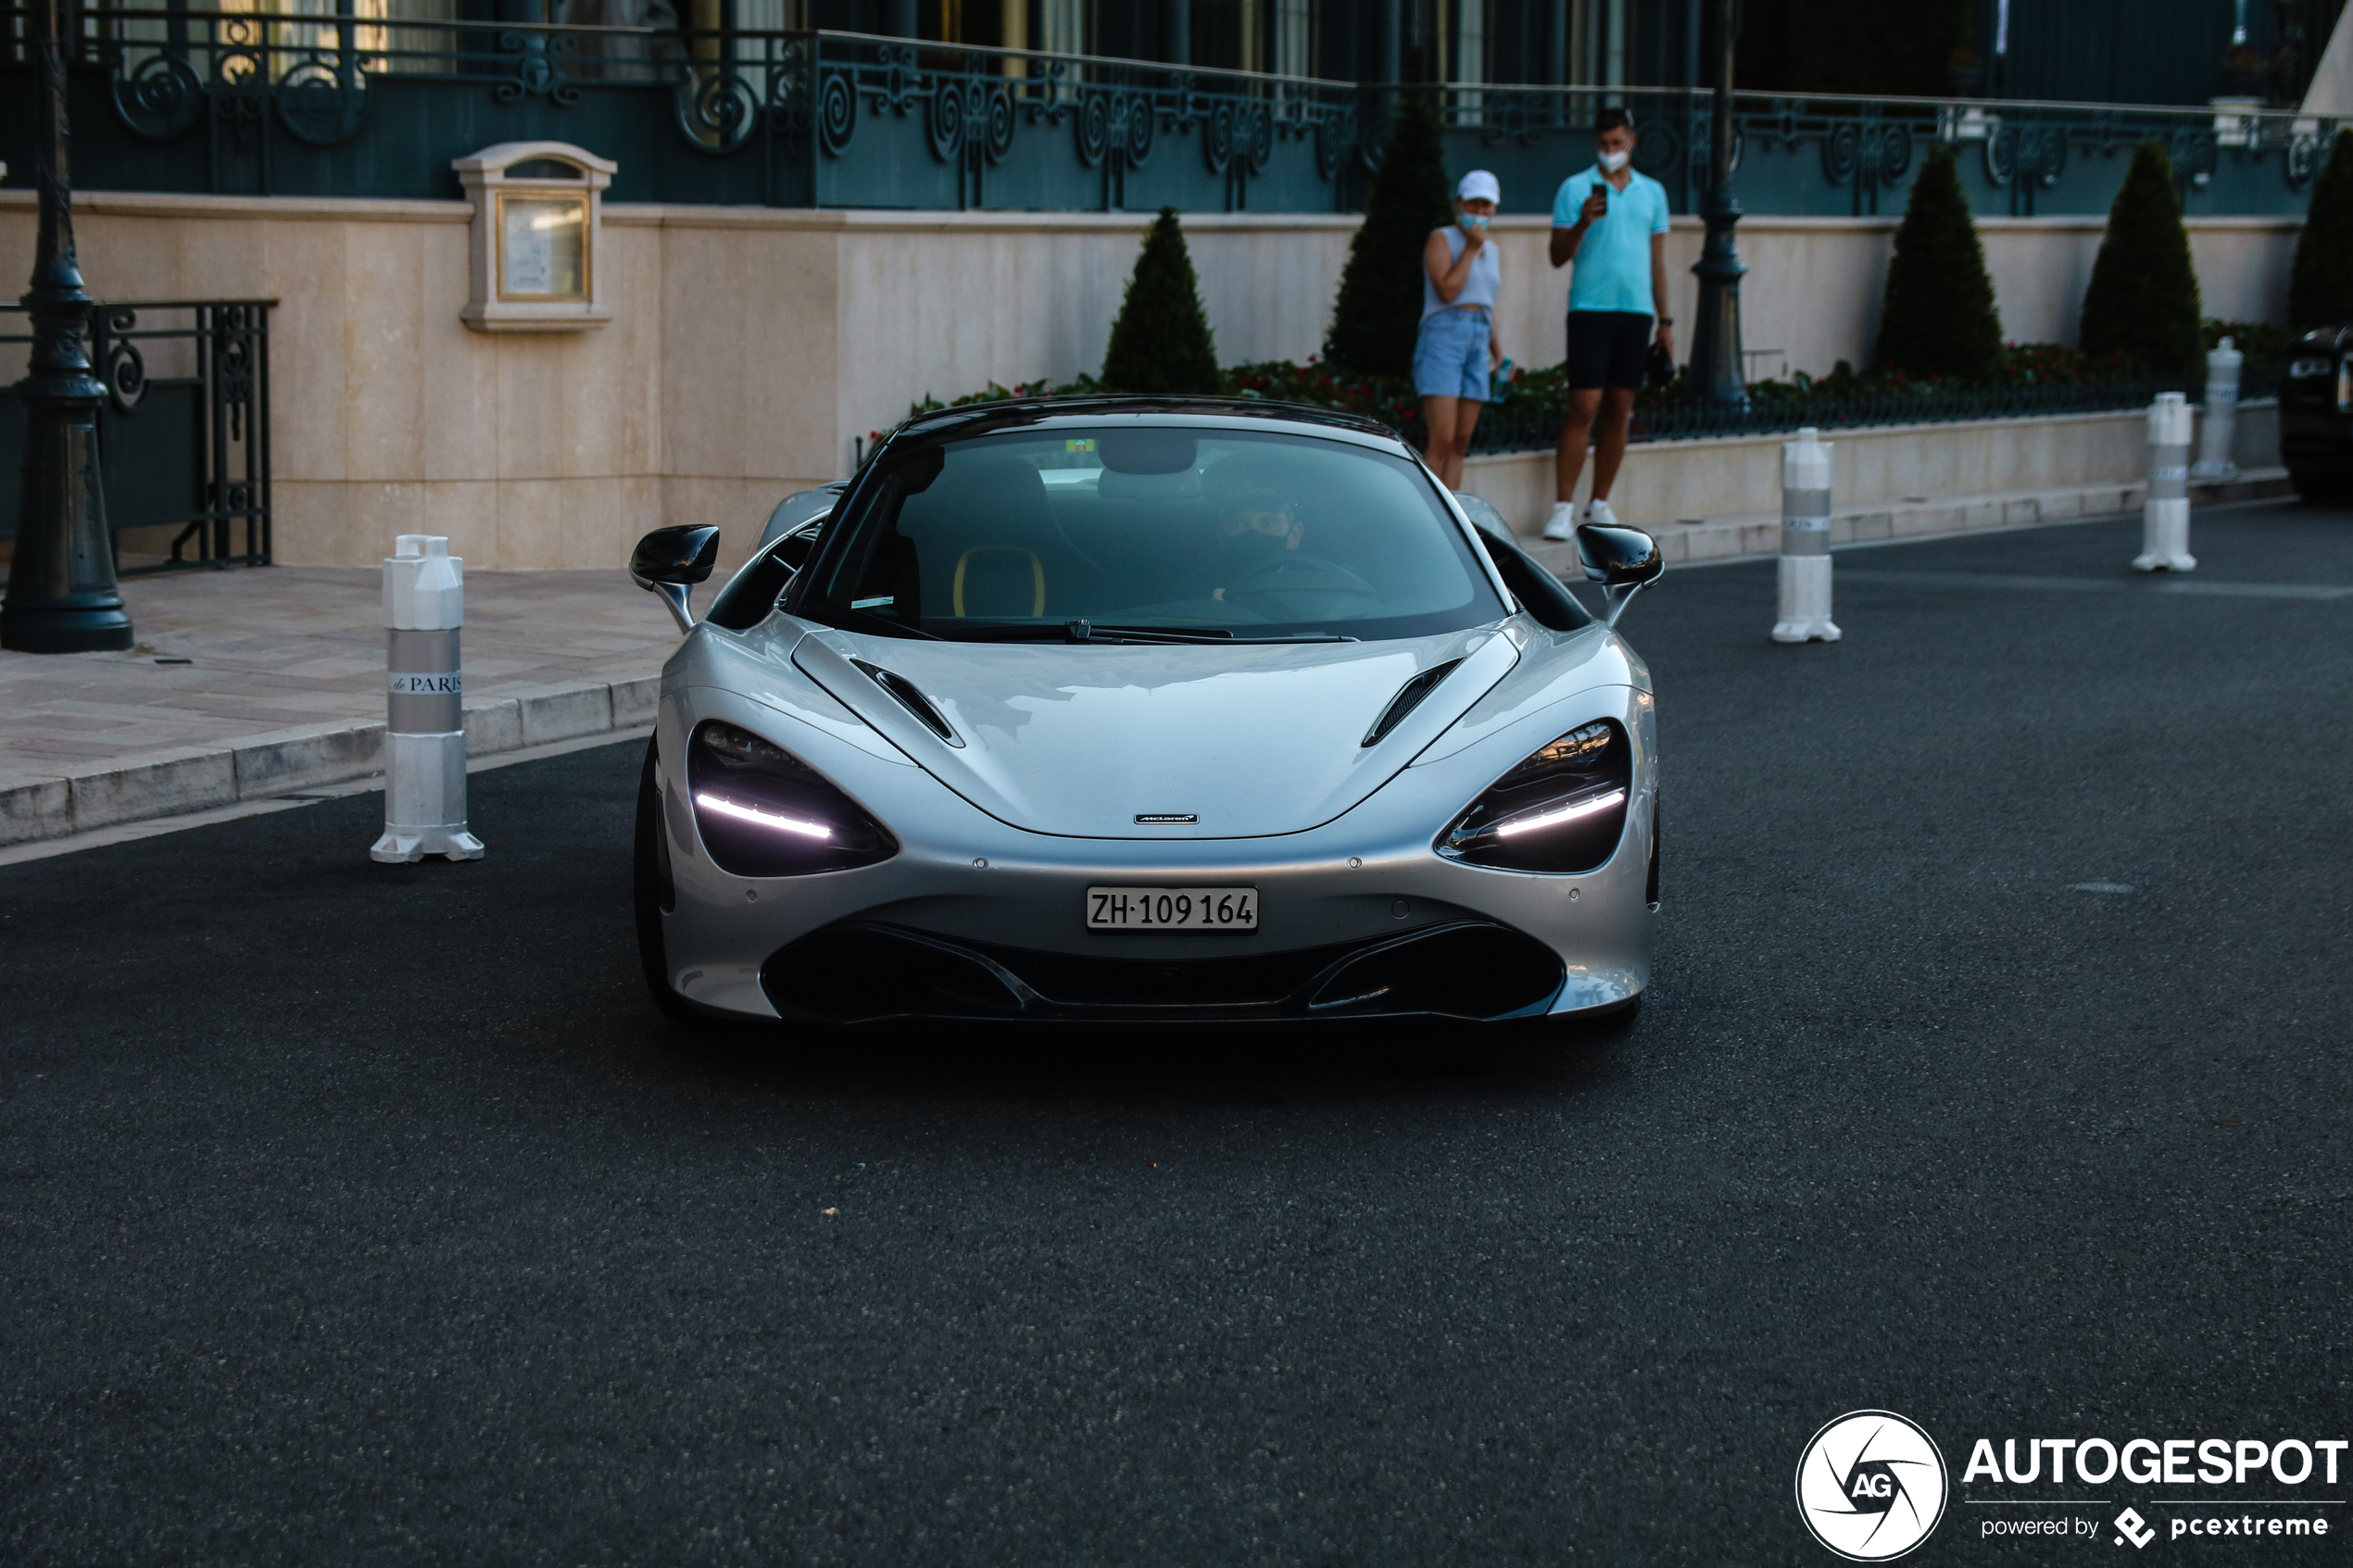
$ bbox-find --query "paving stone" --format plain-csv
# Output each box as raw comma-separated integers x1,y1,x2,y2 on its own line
0,567,677,842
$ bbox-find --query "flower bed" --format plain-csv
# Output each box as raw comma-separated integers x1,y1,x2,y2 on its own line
898,321,2285,456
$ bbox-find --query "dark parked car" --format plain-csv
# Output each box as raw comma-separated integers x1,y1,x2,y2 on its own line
2279,326,2353,501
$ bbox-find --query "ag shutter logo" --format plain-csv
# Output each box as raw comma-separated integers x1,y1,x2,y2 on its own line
1796,1410,1950,1562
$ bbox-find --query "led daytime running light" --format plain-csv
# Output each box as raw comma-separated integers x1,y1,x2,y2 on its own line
1491,787,1628,838
694,791,833,840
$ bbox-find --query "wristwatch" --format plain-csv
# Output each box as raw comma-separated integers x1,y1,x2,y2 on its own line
1657,316,1675,325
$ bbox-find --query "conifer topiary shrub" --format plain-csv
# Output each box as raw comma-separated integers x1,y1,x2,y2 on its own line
2078,139,2203,379
2289,129,2353,329
1324,94,1453,377
1875,143,2002,380
1101,207,1219,395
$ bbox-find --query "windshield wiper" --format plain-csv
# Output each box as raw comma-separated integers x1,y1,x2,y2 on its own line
1110,625,1359,644
947,620,1355,646
946,621,1184,644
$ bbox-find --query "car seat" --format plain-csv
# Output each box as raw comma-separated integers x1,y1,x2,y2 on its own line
898,453,1113,620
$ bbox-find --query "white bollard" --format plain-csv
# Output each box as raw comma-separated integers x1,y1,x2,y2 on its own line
1771,426,1841,643
371,534,485,863
2190,335,2242,483
2133,392,2197,572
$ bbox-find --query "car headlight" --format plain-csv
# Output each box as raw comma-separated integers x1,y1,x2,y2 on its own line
686,721,898,877
2289,356,2333,379
1436,719,1633,874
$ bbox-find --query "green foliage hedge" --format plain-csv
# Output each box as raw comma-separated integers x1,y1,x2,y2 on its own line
2290,129,2353,330
1322,94,1452,378
899,321,2281,455
1100,207,1219,395
2078,139,2204,381
1876,143,2003,381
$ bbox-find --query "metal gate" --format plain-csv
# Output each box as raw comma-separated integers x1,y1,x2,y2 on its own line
0,297,273,573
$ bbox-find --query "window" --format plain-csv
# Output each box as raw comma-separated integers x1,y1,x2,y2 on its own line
812,424,1505,643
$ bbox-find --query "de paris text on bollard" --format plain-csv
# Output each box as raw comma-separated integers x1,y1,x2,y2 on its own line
2191,335,2242,483
371,535,485,863
2133,393,2196,573
1772,427,1841,643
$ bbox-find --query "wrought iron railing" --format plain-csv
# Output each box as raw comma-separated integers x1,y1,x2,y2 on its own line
0,5,2334,216
1407,82,2337,220
0,6,1358,211
0,299,273,572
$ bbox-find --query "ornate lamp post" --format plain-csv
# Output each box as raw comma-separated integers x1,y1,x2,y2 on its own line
4,0,132,653
1683,0,1748,408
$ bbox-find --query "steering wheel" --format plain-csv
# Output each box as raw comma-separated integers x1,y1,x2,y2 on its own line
1229,551,1379,599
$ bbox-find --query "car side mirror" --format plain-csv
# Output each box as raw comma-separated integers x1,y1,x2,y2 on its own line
1575,521,1664,628
631,524,721,634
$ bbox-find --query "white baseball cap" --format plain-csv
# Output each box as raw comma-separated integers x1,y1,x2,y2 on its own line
1457,169,1501,204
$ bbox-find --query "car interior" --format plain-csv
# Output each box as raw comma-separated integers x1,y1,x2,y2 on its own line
834,427,1494,634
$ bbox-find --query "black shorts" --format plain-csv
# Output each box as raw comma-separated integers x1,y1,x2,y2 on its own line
1566,310,1653,391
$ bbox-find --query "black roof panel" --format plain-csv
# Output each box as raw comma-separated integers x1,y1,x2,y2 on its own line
891,395,1404,448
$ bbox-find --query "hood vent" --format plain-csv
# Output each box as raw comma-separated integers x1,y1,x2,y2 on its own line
850,659,963,746
1363,659,1465,747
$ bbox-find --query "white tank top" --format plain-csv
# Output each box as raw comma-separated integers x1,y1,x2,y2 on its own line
1421,224,1501,322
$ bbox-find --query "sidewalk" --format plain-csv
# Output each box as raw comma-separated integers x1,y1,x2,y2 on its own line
0,566,678,845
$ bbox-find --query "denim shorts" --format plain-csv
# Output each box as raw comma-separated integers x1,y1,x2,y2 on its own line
1412,307,1492,401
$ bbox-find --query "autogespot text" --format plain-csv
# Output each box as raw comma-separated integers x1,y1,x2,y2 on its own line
1964,1436,2344,1548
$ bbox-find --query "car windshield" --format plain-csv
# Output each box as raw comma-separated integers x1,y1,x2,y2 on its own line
807,424,1506,642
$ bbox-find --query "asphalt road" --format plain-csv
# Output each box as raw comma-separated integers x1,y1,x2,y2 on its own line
4,502,2349,1566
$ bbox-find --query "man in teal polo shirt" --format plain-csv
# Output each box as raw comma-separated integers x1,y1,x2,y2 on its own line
1542,107,1674,540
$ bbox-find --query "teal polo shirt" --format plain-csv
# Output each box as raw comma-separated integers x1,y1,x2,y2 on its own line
1551,166,1671,315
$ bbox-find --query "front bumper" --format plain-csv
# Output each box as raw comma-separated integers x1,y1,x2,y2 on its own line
652,680,1657,1024
761,918,1577,1023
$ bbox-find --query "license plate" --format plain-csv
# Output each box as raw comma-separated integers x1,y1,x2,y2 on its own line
1087,886,1257,931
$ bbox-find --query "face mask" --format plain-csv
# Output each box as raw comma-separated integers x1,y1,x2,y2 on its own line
1598,149,1630,173
1225,525,1291,570
1458,212,1490,232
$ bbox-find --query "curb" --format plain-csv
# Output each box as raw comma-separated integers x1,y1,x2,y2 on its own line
1518,469,2294,571
0,673,658,847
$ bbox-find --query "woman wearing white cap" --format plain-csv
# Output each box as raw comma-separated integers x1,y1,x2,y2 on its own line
1414,169,1504,489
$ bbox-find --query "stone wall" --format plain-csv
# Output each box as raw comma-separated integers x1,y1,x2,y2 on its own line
0,193,2302,571
1460,401,2283,536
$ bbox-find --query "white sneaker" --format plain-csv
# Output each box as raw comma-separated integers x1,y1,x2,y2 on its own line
1584,497,1620,529
1541,501,1578,541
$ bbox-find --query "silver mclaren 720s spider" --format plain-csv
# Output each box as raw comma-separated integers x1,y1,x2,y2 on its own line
627,396,1663,1029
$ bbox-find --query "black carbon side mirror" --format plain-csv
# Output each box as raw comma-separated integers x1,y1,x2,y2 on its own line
1575,521,1664,627
631,525,722,633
